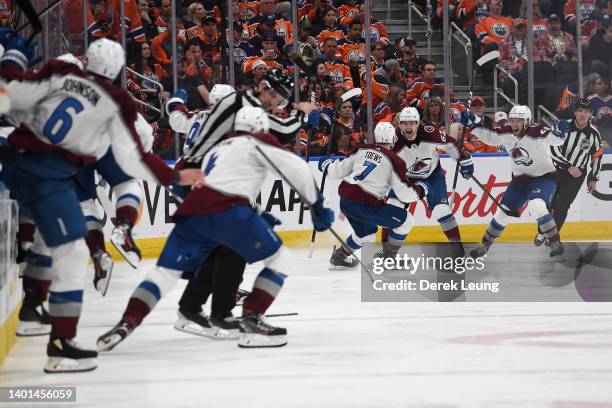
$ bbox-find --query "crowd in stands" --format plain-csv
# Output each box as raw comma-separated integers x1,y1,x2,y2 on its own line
0,0,610,155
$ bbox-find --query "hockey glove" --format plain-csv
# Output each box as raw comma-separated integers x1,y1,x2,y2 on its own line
459,156,474,179
165,88,188,114
461,111,481,130
0,35,36,72
304,110,321,130
311,194,334,232
413,181,430,200
552,119,571,139
261,211,282,227
318,156,334,172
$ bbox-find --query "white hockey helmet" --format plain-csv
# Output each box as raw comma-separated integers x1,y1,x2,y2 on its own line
85,38,125,80
399,106,420,123
235,106,270,133
508,105,532,124
209,84,235,106
374,122,397,144
55,53,84,70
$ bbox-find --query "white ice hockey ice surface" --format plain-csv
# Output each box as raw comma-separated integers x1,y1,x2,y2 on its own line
2,248,612,408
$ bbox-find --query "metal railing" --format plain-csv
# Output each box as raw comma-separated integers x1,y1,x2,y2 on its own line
408,0,432,60
125,67,166,118
450,22,473,89
537,105,559,128
493,64,518,114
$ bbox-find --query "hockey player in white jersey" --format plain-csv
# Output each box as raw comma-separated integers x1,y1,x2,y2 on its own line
97,106,334,351
0,37,203,373
388,107,474,257
319,122,428,269
467,105,571,260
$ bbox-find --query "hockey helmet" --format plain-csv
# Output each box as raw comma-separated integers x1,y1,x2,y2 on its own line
263,68,293,99
55,53,84,70
508,105,532,124
85,38,125,81
235,106,270,134
374,122,397,144
209,84,235,106
399,106,420,123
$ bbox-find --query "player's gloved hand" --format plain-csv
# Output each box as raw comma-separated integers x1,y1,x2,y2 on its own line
318,156,333,172
304,109,321,130
413,181,430,200
459,156,474,179
553,119,571,138
165,88,188,114
0,35,37,72
261,211,282,227
461,111,481,129
311,194,334,231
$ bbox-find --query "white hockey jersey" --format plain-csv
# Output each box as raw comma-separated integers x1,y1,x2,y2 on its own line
3,61,174,186
174,133,319,217
326,144,421,205
168,107,210,153
471,122,565,178
393,124,463,179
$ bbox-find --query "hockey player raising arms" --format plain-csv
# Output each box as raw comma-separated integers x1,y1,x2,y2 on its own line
390,107,474,257
97,106,334,350
0,37,203,373
320,122,428,269
467,105,571,260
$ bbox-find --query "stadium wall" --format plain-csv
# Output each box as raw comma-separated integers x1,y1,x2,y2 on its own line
102,153,612,260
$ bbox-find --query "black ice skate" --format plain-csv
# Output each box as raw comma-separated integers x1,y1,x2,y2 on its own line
16,303,51,337
470,242,491,258
110,222,141,268
372,242,402,268
173,309,235,339
238,314,287,348
92,249,113,297
209,311,241,339
329,246,359,270
97,319,134,352
44,338,97,373
549,241,566,262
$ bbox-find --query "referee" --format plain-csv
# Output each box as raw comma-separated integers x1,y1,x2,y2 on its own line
535,98,603,246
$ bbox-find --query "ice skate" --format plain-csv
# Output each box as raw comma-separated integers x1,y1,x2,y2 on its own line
533,233,550,247
44,338,97,373
449,241,466,258
238,314,287,348
329,246,359,270
234,289,250,306
470,243,490,259
110,222,141,268
16,303,51,337
209,311,241,339
97,319,134,352
92,249,113,296
549,241,566,262
372,242,402,269
173,309,235,339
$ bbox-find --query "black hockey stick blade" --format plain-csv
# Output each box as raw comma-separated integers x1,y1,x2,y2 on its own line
264,312,299,318
469,175,521,218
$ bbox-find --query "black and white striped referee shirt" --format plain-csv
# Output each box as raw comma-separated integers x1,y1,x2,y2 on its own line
550,121,604,181
183,89,304,165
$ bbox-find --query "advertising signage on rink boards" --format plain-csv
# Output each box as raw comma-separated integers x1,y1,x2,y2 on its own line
99,154,612,239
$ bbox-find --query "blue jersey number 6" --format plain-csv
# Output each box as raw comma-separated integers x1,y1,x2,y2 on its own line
43,97,84,144
354,160,377,181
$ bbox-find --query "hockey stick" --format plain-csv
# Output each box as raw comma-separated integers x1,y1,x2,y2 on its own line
14,0,44,46
253,144,375,282
469,174,521,218
264,312,299,318
15,0,62,35
307,88,362,258
449,50,499,208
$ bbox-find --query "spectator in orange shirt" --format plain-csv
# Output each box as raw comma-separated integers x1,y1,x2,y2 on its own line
475,0,513,53
534,14,577,66
338,20,366,65
184,40,214,84
128,41,165,120
338,0,360,26
137,0,157,40
406,61,445,110
357,2,390,45
151,26,186,71
314,7,344,45
398,36,428,88
318,37,354,91
184,2,206,43
519,0,548,37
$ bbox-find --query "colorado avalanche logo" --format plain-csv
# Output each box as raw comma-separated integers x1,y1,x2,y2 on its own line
492,23,509,37
510,146,533,166
408,157,432,176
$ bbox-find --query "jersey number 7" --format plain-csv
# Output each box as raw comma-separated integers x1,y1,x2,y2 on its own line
43,97,84,144
354,160,377,181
